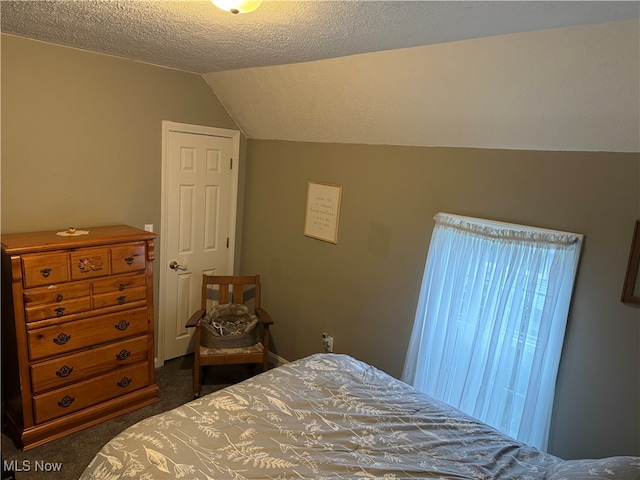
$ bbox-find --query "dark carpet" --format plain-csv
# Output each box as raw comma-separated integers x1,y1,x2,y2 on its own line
1,355,256,480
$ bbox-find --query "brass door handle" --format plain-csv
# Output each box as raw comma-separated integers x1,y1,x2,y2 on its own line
169,261,187,271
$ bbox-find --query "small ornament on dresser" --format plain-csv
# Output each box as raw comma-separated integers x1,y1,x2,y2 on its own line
56,227,90,237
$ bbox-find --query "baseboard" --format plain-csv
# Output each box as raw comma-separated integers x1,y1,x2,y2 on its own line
269,352,289,367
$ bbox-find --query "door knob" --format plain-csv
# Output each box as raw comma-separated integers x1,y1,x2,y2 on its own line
169,261,186,271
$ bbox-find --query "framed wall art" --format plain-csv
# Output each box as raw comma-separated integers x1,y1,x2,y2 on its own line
304,181,342,244
622,220,640,305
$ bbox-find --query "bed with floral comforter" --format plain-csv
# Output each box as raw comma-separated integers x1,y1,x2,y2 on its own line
80,353,638,479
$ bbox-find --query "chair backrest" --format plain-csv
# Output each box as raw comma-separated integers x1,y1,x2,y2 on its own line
201,275,261,312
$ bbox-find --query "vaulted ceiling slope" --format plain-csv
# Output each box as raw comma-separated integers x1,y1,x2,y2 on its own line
205,18,640,152
2,1,639,151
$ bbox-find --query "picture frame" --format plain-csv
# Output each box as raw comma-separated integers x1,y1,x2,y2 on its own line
621,220,640,305
304,181,342,244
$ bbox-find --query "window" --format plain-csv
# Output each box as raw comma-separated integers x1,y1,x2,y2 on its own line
402,213,582,450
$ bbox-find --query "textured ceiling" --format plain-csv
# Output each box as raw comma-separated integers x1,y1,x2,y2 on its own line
1,1,639,75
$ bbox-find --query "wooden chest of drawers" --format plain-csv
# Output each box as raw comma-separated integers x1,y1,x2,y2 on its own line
1,225,159,450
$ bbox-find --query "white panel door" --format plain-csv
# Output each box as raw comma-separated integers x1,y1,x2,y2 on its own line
161,126,237,362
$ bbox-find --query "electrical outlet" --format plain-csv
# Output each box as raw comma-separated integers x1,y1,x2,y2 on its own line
322,333,334,353
144,224,154,233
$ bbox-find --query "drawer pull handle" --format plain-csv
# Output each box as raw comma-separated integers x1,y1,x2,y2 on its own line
40,268,52,278
53,333,71,345
56,294,64,302
116,349,131,360
57,395,75,408
118,283,126,291
54,307,66,317
124,257,135,265
55,365,74,378
115,320,130,331
117,295,126,305
117,377,132,388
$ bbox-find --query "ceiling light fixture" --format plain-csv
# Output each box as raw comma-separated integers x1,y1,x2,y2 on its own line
212,0,262,14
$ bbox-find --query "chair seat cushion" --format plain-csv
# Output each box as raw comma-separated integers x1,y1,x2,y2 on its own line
201,304,259,349
199,342,264,356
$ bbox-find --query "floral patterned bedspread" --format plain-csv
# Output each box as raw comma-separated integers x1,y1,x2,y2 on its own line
80,354,639,480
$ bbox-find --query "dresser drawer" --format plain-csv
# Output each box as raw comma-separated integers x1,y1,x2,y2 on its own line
111,243,146,274
22,252,69,288
30,336,149,393
23,281,90,306
70,247,110,281
92,273,146,295
92,286,147,309
27,307,149,361
32,362,149,424
25,297,92,323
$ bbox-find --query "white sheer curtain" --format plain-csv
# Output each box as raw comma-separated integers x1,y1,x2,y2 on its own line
402,213,582,450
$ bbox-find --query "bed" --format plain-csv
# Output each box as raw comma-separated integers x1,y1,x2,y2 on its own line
80,353,638,479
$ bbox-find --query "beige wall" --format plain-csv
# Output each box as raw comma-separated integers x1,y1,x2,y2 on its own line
240,140,639,459
1,34,239,234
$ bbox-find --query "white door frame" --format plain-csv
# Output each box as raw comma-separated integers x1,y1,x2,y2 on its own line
157,121,240,366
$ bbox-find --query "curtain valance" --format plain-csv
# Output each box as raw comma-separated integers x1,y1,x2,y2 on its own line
434,213,582,247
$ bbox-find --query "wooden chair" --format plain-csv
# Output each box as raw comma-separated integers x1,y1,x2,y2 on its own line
185,274,273,398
